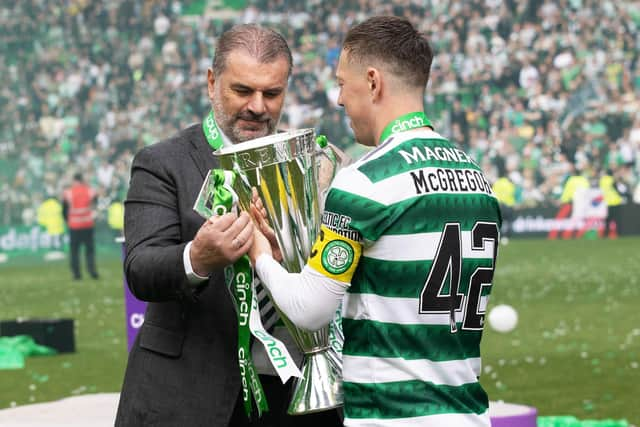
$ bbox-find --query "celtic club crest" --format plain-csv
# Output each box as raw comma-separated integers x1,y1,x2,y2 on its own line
321,240,355,275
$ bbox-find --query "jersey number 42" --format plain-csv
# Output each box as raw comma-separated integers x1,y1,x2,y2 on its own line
419,222,499,333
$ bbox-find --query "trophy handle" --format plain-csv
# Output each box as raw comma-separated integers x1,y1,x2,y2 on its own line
317,143,352,212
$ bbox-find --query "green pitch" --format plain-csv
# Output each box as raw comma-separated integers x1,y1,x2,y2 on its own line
482,236,639,424
0,237,639,424
0,254,127,408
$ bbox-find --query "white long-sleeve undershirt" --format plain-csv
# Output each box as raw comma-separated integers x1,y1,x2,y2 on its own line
254,254,348,331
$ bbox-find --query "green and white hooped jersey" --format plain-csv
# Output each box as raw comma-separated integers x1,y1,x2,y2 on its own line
323,128,501,426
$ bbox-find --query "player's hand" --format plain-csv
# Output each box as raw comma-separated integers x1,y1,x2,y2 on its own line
248,223,273,267
250,187,283,262
190,211,254,276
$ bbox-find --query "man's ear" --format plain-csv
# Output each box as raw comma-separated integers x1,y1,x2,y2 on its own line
207,68,216,102
367,67,382,102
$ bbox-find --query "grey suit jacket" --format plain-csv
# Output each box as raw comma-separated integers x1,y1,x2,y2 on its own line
115,123,242,426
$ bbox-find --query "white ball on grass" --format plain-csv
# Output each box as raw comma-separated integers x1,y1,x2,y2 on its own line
488,304,518,333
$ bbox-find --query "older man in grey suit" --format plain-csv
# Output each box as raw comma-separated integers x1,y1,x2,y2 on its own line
115,24,342,427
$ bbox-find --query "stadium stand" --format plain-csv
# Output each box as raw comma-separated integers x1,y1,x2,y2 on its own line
1,0,639,228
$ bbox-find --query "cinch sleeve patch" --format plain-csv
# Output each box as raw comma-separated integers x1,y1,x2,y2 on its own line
308,225,362,284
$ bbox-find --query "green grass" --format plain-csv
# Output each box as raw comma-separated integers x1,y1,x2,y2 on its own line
481,237,640,424
0,238,639,424
0,254,127,408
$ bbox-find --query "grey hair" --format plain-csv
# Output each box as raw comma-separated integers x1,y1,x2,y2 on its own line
212,24,292,77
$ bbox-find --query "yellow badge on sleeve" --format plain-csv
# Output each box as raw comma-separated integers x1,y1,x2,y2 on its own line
308,225,362,283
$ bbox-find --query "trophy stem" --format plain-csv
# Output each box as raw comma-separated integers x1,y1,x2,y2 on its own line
287,349,342,415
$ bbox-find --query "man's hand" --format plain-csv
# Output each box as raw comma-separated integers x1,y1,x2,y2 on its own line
250,187,283,262
190,211,254,276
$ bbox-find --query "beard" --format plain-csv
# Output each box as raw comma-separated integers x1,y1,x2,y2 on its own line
212,96,278,143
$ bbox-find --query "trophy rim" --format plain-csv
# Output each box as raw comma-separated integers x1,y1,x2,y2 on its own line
214,128,315,156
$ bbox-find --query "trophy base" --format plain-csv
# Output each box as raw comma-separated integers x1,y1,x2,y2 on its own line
287,350,343,415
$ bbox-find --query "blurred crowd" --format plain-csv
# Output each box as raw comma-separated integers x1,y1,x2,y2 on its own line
1,0,639,227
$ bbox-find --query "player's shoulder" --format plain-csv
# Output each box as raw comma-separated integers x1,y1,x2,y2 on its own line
330,161,373,194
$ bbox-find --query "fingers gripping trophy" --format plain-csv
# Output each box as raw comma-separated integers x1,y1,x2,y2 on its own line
199,128,348,415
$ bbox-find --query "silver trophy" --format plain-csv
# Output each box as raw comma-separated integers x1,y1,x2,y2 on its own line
214,128,342,415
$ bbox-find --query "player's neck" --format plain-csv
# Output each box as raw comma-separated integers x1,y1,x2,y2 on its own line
373,98,427,145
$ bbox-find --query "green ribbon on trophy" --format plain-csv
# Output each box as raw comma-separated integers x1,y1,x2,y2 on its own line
195,168,303,418
207,170,266,418
227,255,266,418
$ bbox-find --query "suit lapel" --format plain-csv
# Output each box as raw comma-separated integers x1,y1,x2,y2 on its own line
188,123,219,179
